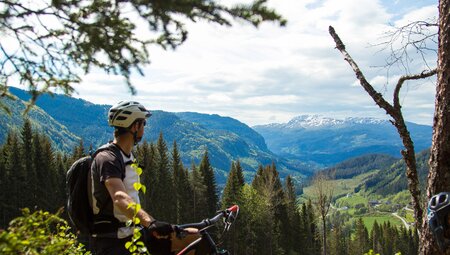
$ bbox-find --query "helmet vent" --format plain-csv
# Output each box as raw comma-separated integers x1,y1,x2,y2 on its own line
439,194,447,204
116,116,127,121
123,111,132,115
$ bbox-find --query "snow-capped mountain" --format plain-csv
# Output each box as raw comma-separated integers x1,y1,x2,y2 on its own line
253,115,431,166
278,115,390,129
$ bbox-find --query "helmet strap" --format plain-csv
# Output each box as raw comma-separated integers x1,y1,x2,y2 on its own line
132,131,139,145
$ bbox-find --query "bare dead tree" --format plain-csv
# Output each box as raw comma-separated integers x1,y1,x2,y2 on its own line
312,171,334,255
329,26,437,236
374,19,438,73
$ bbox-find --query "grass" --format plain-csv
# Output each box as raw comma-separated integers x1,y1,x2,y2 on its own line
360,213,403,233
335,194,368,208
301,171,377,203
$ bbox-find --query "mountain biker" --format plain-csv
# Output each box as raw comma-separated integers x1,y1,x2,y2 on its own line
428,192,450,252
89,101,198,255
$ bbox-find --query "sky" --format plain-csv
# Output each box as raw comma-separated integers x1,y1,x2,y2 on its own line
71,0,438,127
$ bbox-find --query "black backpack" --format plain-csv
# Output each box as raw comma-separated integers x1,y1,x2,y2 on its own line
66,143,123,234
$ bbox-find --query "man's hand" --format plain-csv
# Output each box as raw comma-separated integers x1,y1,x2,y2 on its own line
148,220,174,236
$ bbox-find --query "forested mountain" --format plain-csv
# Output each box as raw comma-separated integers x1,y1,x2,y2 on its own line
360,149,430,196
0,96,80,152
319,150,430,197
322,154,399,179
5,87,309,184
253,115,432,166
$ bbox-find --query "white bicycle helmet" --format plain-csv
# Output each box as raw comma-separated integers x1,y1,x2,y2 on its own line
108,101,151,128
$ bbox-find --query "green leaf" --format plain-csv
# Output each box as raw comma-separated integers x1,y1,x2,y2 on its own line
133,182,142,191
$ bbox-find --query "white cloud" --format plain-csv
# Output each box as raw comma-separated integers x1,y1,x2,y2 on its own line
72,0,438,126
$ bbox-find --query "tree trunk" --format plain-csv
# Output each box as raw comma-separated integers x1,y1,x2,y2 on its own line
420,0,450,254
323,217,327,255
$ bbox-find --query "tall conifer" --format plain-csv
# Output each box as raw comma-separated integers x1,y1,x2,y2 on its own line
199,149,218,218
189,161,207,221
154,133,175,222
20,119,35,208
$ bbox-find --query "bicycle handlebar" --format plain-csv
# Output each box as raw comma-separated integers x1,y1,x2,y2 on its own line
176,205,239,231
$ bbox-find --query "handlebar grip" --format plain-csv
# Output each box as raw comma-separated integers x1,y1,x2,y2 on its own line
227,205,239,213
177,219,210,230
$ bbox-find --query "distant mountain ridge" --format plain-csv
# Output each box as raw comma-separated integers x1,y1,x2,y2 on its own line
4,87,309,185
253,115,432,166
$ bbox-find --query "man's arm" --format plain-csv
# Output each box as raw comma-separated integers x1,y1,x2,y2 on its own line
105,177,154,227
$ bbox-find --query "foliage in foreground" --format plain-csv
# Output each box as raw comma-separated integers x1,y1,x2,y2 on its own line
0,208,88,255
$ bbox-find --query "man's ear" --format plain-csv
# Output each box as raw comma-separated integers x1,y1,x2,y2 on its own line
130,122,139,132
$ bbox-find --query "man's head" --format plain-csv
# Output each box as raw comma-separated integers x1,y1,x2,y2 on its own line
108,101,151,143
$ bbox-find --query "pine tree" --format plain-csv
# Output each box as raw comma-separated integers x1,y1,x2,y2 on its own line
0,132,18,226
284,175,302,254
221,162,242,208
234,160,245,187
177,166,193,223
55,153,67,209
40,135,57,211
329,224,349,255
351,218,370,255
189,161,207,221
251,163,287,254
3,132,23,223
301,199,319,254
199,149,218,219
138,141,158,213
221,160,246,254
20,119,35,208
154,133,175,222
71,139,85,161
171,141,192,224
371,221,382,253
239,184,272,255
381,222,394,255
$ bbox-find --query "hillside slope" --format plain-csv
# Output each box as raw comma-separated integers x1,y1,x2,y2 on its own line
0,96,80,152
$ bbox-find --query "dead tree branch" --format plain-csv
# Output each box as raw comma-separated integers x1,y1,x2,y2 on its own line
329,26,438,232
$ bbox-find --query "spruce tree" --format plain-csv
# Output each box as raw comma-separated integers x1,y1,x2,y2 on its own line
221,160,246,254
284,175,302,254
301,199,319,254
40,135,57,211
55,153,67,209
234,160,245,187
329,224,349,255
154,133,175,222
0,132,18,226
0,141,6,227
189,161,207,221
6,133,26,214
251,163,287,254
351,218,370,255
177,166,193,224
371,221,382,253
171,141,192,224
221,162,239,208
239,184,272,255
138,142,158,213
20,119,35,208
199,149,218,218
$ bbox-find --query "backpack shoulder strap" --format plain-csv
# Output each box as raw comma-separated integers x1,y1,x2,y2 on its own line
92,143,125,170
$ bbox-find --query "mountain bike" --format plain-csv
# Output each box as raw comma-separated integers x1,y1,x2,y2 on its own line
174,205,239,255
